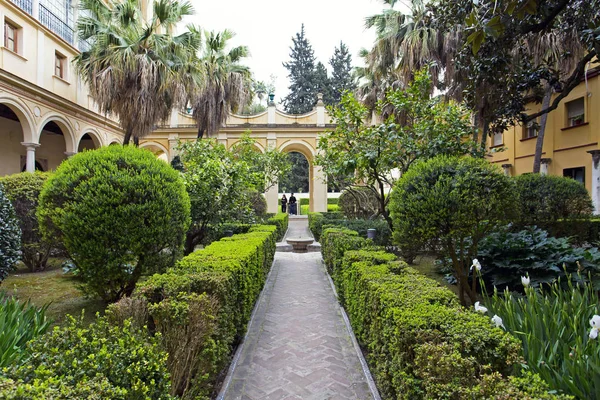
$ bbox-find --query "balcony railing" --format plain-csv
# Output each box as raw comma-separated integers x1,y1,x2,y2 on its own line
9,0,33,15
78,39,92,52
39,4,74,45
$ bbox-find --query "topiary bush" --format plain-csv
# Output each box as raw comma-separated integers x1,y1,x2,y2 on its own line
0,183,21,283
266,212,289,241
37,146,190,302
0,172,52,272
390,156,516,305
514,173,593,224
0,316,173,400
338,186,380,219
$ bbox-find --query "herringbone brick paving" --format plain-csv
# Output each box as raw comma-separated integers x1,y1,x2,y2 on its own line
220,218,375,400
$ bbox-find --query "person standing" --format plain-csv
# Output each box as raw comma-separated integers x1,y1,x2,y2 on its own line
281,194,288,213
289,193,297,215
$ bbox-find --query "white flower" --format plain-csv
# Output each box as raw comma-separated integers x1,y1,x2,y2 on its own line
590,328,599,340
492,315,505,330
474,301,488,314
590,315,600,329
470,259,482,272
521,276,530,287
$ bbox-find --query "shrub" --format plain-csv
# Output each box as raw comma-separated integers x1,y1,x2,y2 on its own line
248,191,267,220
484,276,599,399
439,225,600,289
0,172,52,272
322,218,392,247
514,174,593,224
338,186,380,219
266,212,288,241
300,204,309,215
37,146,190,302
535,219,600,245
327,204,339,212
202,223,252,246
327,197,339,205
0,183,21,282
0,293,51,369
299,198,309,206
308,211,349,241
0,316,172,400
134,225,277,399
321,228,568,400
390,156,516,305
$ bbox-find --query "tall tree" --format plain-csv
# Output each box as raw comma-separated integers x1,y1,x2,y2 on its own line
313,62,333,105
282,24,318,114
191,29,252,138
75,0,201,145
329,41,356,104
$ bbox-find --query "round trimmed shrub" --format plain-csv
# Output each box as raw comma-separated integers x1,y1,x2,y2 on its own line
390,156,516,305
0,183,21,282
0,172,52,272
339,186,379,219
514,173,593,224
38,146,190,302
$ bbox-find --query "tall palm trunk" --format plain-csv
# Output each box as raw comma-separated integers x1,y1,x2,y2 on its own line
123,128,133,145
532,84,552,173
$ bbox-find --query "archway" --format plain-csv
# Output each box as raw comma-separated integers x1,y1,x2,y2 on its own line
140,142,170,162
279,152,310,214
78,131,102,152
0,102,35,175
37,118,75,171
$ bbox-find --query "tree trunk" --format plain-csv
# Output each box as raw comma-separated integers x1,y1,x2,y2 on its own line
123,128,133,145
197,125,204,139
133,136,140,147
532,85,553,173
480,120,489,148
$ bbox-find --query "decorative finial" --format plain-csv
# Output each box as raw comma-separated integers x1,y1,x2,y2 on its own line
316,92,324,106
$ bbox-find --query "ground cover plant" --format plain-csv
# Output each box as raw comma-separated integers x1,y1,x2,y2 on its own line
484,276,600,399
38,145,190,302
0,183,21,283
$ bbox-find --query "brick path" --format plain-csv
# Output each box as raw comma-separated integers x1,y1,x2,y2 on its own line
219,217,377,400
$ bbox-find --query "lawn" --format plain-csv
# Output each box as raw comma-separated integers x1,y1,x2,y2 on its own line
1,260,106,326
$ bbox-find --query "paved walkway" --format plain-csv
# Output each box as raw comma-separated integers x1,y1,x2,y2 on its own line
219,217,377,400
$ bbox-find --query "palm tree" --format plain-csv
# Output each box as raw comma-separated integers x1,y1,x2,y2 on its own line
190,29,252,138
75,0,202,145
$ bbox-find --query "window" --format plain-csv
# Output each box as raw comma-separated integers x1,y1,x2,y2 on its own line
4,20,18,53
54,52,66,79
523,120,538,139
492,132,503,147
564,167,585,185
566,98,585,127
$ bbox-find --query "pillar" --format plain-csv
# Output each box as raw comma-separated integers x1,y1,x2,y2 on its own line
588,150,600,214
21,142,40,173
312,164,328,212
267,98,276,125
540,158,551,175
316,93,325,127
64,151,77,158
32,0,39,19
168,133,179,162
501,163,512,176
266,182,279,214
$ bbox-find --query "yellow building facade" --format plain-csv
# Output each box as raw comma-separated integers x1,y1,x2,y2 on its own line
488,71,600,211
0,0,123,176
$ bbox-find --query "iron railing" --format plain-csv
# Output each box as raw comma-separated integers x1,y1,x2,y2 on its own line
39,4,74,44
10,0,33,15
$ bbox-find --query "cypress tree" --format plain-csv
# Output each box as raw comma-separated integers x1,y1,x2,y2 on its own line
329,41,356,104
282,24,318,114
313,62,334,105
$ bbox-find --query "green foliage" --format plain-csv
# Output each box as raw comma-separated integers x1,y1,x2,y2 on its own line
248,191,267,221
37,146,190,302
299,198,310,206
282,24,318,114
442,226,600,289
308,212,391,246
329,41,356,104
0,184,21,282
514,174,593,224
338,187,380,219
537,219,600,245
484,277,600,399
203,223,251,246
134,225,277,399
0,293,51,369
327,197,339,205
0,172,52,272
278,152,309,194
300,205,309,215
390,155,516,305
320,228,565,399
266,213,289,241
327,204,339,212
317,69,482,227
1,316,172,399
307,212,344,241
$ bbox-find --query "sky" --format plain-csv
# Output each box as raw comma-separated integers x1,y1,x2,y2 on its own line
181,0,389,104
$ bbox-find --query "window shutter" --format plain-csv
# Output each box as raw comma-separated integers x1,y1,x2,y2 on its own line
568,98,584,118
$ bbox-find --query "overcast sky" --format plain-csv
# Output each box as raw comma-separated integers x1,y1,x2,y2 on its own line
181,0,390,104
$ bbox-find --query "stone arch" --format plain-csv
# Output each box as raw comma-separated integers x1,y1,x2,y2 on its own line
37,114,76,153
77,128,104,151
278,140,319,213
140,141,170,162
0,95,35,143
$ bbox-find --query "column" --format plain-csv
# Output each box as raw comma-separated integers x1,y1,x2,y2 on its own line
267,99,276,125
64,151,77,158
316,93,325,127
21,142,40,173
540,158,551,175
265,136,279,213
312,164,328,212
501,163,512,176
588,150,600,214
32,0,39,19
168,133,179,162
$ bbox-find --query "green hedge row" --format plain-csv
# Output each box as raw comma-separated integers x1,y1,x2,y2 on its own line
299,198,309,206
523,219,600,245
321,227,570,400
327,197,339,205
308,212,391,246
266,213,289,241
203,223,251,245
135,224,278,399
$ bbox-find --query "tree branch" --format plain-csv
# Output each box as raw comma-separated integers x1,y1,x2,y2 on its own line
518,0,570,35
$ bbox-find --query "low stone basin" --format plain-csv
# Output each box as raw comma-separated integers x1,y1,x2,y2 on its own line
285,237,315,253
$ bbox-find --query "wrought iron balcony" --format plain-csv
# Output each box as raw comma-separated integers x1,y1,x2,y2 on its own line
39,4,74,45
9,0,33,15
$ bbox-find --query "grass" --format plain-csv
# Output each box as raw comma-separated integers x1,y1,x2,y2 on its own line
1,260,106,327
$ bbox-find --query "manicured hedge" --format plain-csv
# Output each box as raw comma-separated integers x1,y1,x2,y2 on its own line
327,197,339,205
300,198,309,206
203,223,252,245
135,224,278,399
266,212,289,241
308,212,391,246
321,228,570,400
